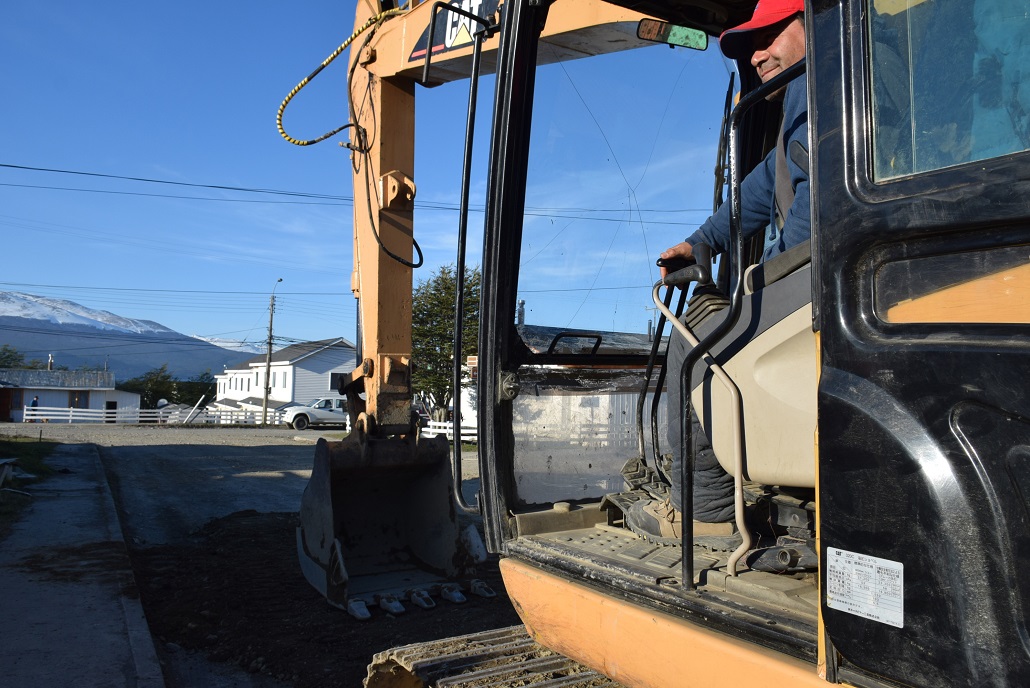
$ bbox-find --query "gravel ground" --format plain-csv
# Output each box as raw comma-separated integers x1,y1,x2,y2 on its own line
0,422,505,687
0,423,335,447
0,423,480,479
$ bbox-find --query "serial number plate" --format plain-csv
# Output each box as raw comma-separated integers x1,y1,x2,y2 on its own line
826,548,904,628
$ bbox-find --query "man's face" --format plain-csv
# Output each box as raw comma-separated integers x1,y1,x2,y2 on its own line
750,16,806,84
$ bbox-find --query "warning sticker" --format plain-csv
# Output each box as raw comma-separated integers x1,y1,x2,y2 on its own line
826,548,904,628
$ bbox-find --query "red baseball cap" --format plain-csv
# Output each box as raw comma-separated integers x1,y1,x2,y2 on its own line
719,0,805,59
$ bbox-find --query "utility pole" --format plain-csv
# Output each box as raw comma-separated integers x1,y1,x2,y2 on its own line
261,278,283,427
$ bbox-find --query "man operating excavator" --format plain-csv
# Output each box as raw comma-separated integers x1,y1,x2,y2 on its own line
626,0,810,543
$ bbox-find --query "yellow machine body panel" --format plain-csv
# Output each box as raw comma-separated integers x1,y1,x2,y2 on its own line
502,558,830,688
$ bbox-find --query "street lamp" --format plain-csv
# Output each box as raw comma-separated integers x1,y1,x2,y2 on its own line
262,278,283,427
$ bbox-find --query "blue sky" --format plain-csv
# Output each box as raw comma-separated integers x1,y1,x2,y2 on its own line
1,2,734,349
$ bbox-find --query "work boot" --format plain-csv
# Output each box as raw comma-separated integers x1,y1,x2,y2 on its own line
625,498,739,547
624,498,683,546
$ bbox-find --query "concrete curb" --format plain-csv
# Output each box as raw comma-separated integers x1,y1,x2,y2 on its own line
91,444,166,687
0,443,166,687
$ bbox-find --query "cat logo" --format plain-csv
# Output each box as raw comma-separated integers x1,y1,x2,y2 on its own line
409,0,499,62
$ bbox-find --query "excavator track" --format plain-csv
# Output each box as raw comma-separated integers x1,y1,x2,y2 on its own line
364,625,625,687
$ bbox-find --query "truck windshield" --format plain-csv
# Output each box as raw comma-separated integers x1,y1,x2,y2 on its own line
868,0,1030,180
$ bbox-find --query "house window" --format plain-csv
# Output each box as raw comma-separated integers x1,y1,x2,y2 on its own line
271,371,277,387
247,379,251,392
69,391,89,409
282,372,288,388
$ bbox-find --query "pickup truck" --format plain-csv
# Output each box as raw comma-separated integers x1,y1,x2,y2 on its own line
283,396,348,431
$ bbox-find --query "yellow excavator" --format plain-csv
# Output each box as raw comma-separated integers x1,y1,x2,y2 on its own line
283,0,1030,685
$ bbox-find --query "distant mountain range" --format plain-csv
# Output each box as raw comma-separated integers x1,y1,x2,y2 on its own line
0,291,260,380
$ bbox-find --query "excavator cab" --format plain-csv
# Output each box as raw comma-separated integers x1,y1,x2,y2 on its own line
471,0,1030,686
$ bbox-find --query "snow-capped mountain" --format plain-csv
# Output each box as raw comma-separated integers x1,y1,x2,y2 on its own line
0,291,176,335
0,291,253,379
190,335,267,355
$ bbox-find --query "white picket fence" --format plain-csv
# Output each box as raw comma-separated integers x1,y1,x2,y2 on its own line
22,405,287,426
421,420,478,443
21,406,462,434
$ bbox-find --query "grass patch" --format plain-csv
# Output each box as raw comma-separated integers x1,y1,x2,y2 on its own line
0,435,60,540
0,436,58,478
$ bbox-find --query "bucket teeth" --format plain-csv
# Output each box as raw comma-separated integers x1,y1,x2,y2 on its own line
439,583,467,604
470,579,496,598
407,588,436,609
347,599,371,621
376,593,406,615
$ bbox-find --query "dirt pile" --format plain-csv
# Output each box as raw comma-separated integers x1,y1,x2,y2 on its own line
130,510,522,687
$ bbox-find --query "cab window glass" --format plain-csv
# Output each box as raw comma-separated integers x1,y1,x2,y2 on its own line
868,0,1030,180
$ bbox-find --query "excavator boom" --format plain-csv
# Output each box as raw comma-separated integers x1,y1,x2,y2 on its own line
291,0,663,617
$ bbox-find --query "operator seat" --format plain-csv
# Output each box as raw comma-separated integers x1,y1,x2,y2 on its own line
690,240,816,489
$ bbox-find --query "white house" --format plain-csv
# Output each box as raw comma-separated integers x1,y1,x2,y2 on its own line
212,337,357,414
0,369,141,423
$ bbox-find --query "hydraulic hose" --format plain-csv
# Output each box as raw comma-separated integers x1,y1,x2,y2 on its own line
276,6,409,147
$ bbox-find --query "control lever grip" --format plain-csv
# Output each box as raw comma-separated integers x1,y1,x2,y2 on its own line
656,255,695,274
656,243,712,287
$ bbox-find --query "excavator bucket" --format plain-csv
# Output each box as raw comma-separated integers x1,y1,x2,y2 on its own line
296,427,480,615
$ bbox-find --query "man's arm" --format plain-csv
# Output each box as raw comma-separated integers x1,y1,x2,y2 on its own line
660,148,778,277
687,149,777,253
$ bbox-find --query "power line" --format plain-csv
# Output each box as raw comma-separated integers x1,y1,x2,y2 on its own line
0,162,710,222
519,284,652,293
0,281,350,296
0,183,351,206
0,323,249,346
4,323,343,357
0,163,348,200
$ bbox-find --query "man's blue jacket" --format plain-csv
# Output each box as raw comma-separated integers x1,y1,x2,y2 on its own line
685,73,809,260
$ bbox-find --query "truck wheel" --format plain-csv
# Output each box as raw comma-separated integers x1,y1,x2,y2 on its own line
292,415,309,431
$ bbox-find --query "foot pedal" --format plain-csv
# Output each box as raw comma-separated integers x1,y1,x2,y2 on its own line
620,457,656,491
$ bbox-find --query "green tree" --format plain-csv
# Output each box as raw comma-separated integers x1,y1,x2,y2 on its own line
411,264,480,414
176,370,217,406
0,344,25,368
118,364,178,409
0,346,65,370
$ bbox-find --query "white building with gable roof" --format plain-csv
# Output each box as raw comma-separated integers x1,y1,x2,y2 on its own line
212,337,356,414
